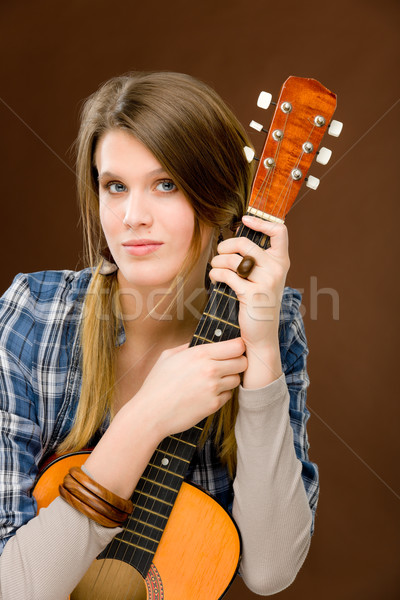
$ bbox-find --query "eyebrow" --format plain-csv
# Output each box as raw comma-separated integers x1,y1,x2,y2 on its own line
98,168,168,181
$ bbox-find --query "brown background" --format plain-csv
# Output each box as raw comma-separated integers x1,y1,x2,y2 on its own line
0,0,399,598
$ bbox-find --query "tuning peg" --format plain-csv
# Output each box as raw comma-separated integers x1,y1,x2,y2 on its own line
243,146,255,162
257,91,272,110
305,175,320,190
250,120,267,133
316,147,332,165
328,120,343,137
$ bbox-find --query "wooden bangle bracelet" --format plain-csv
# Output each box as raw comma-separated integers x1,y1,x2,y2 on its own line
59,484,122,528
68,466,133,514
63,473,129,524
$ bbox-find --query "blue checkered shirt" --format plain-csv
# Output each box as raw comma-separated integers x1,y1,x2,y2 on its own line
0,269,319,553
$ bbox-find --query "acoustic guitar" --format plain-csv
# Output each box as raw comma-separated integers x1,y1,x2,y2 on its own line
33,76,340,599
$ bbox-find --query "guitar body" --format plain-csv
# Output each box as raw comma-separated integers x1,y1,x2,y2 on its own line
33,452,241,599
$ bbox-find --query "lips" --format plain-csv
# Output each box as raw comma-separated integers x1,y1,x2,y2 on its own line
122,239,163,256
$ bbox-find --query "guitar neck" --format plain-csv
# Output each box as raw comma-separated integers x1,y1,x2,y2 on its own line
191,221,271,347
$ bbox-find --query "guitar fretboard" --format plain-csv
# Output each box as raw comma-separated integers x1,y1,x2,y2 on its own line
98,221,270,576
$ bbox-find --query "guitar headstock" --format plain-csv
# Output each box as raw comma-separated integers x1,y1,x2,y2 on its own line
246,76,340,222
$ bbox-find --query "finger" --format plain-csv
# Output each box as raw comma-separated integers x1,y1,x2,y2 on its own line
199,336,245,360
211,253,258,283
242,215,288,255
218,356,247,377
209,266,248,297
218,218,288,257
211,253,244,272
219,374,242,393
217,235,261,259
162,343,190,358
217,390,234,405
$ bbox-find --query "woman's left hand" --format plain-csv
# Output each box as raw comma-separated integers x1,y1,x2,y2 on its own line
209,215,290,387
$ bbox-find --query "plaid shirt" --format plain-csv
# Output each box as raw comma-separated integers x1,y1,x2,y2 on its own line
0,269,319,553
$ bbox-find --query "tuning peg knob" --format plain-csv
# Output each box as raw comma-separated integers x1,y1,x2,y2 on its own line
316,147,332,165
328,120,343,137
257,91,272,110
306,175,320,190
249,120,264,132
243,146,255,162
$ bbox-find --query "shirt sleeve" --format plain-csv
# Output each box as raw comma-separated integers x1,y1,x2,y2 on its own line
279,293,319,532
231,291,319,595
0,497,121,600
0,274,41,553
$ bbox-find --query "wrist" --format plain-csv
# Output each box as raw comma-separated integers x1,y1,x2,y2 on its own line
242,343,283,389
84,399,161,499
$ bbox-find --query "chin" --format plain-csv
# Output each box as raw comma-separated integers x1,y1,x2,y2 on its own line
117,268,178,292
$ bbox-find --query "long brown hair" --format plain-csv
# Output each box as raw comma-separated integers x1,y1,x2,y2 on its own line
59,72,254,476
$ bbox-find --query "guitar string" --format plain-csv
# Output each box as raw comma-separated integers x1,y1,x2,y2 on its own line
86,106,323,597
274,119,318,219
251,163,274,213
245,109,289,220
270,120,317,218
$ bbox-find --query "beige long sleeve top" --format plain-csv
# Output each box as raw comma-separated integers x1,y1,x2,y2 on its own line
0,376,312,599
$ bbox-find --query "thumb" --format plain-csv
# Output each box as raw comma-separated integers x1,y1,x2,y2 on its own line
161,342,190,358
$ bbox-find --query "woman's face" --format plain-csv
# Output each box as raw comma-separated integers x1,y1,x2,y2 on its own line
95,129,213,292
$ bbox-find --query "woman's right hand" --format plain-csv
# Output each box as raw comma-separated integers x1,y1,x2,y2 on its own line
132,337,247,442
86,337,246,499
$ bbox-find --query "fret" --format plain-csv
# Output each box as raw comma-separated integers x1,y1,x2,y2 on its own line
193,333,214,344
205,300,239,329
154,448,190,464
139,477,178,494
136,478,179,503
157,440,194,465
148,462,184,478
121,528,160,545
169,434,196,448
134,489,174,507
213,288,238,302
167,426,200,446
113,537,155,554
205,306,238,328
131,504,168,520
130,516,164,533
145,467,185,492
203,311,240,330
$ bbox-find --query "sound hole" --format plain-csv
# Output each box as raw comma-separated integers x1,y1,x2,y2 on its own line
71,558,148,599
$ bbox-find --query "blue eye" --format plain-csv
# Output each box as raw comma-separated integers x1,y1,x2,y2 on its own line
107,182,127,193
156,180,177,192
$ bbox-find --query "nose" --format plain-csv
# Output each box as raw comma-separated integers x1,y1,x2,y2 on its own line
123,191,153,230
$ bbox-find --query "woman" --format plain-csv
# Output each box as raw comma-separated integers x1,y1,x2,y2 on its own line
0,71,318,598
